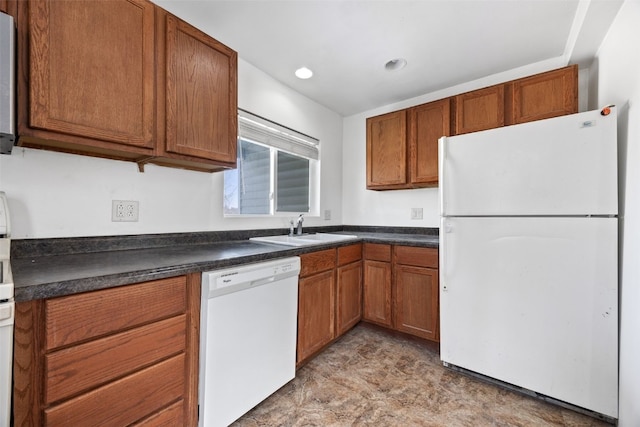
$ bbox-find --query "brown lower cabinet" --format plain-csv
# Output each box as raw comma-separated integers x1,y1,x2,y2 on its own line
12,274,201,427
363,243,440,342
362,243,393,327
336,244,363,335
297,244,362,367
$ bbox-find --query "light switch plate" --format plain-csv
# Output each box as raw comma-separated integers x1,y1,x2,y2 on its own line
410,207,423,220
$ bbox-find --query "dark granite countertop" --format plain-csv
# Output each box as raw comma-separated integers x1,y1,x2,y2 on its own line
11,226,439,302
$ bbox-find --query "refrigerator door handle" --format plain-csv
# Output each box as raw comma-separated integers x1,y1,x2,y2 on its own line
438,136,447,216
440,218,449,292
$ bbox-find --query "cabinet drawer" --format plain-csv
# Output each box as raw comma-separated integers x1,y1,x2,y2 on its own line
44,354,185,427
132,400,184,426
394,246,438,268
300,249,336,277
45,276,187,349
45,315,186,404
337,243,362,266
364,243,391,262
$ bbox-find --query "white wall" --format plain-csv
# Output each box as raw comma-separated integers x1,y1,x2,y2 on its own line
341,57,571,227
0,59,343,239
590,1,640,424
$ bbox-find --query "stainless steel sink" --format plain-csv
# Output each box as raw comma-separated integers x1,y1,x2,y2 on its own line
250,233,358,247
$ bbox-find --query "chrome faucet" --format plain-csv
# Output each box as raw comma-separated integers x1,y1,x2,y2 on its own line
295,214,304,235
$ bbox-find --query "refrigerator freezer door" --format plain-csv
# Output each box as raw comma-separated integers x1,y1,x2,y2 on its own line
439,216,618,418
439,108,617,216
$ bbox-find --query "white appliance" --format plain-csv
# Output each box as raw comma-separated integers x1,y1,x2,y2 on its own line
0,12,16,154
438,107,619,419
0,192,13,427
199,257,300,427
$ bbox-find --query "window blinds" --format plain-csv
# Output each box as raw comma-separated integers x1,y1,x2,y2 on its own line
238,109,319,160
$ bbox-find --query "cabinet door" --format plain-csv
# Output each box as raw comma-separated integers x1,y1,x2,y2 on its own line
394,265,439,341
163,14,237,165
0,1,7,14
455,84,505,135
336,261,363,336
28,0,155,151
511,65,578,124
366,110,407,189
297,270,335,364
363,260,392,327
408,99,451,186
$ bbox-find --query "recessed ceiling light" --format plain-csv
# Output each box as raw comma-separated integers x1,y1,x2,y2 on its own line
385,58,407,71
295,67,313,79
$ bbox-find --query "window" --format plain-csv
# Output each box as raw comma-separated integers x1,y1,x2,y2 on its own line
224,110,319,216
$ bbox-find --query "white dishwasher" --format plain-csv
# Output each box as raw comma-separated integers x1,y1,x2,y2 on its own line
199,257,300,427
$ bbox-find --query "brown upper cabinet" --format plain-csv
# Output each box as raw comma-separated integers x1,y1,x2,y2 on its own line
510,65,578,125
155,12,237,169
366,110,407,189
409,99,451,186
24,0,156,154
366,98,450,190
454,84,505,135
366,65,578,190
16,0,237,172
1,1,9,14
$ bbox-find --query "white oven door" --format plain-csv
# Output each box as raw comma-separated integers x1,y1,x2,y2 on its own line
0,300,14,427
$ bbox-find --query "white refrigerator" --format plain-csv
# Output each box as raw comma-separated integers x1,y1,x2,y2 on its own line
438,107,619,419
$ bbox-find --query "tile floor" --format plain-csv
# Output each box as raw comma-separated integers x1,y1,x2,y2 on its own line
234,323,613,426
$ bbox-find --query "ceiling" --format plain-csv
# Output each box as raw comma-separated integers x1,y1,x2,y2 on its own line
154,0,623,117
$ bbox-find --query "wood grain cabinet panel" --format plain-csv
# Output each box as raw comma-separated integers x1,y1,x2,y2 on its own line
367,101,450,189
44,276,186,349
364,242,391,262
363,258,392,327
394,264,439,341
362,244,440,342
393,246,439,342
45,315,186,404
336,257,363,336
394,245,438,269
0,1,8,14
17,0,238,172
131,401,184,426
511,65,578,124
297,244,362,366
366,110,407,189
455,84,505,134
300,249,336,277
26,0,155,153
408,98,451,186
160,13,237,167
13,274,201,427
337,243,362,266
44,355,185,427
297,270,336,364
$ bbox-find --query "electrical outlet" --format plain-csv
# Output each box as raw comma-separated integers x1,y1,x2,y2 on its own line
112,200,139,222
324,209,331,220
410,207,423,220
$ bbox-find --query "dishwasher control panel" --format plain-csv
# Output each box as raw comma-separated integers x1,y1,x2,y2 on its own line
203,257,301,298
